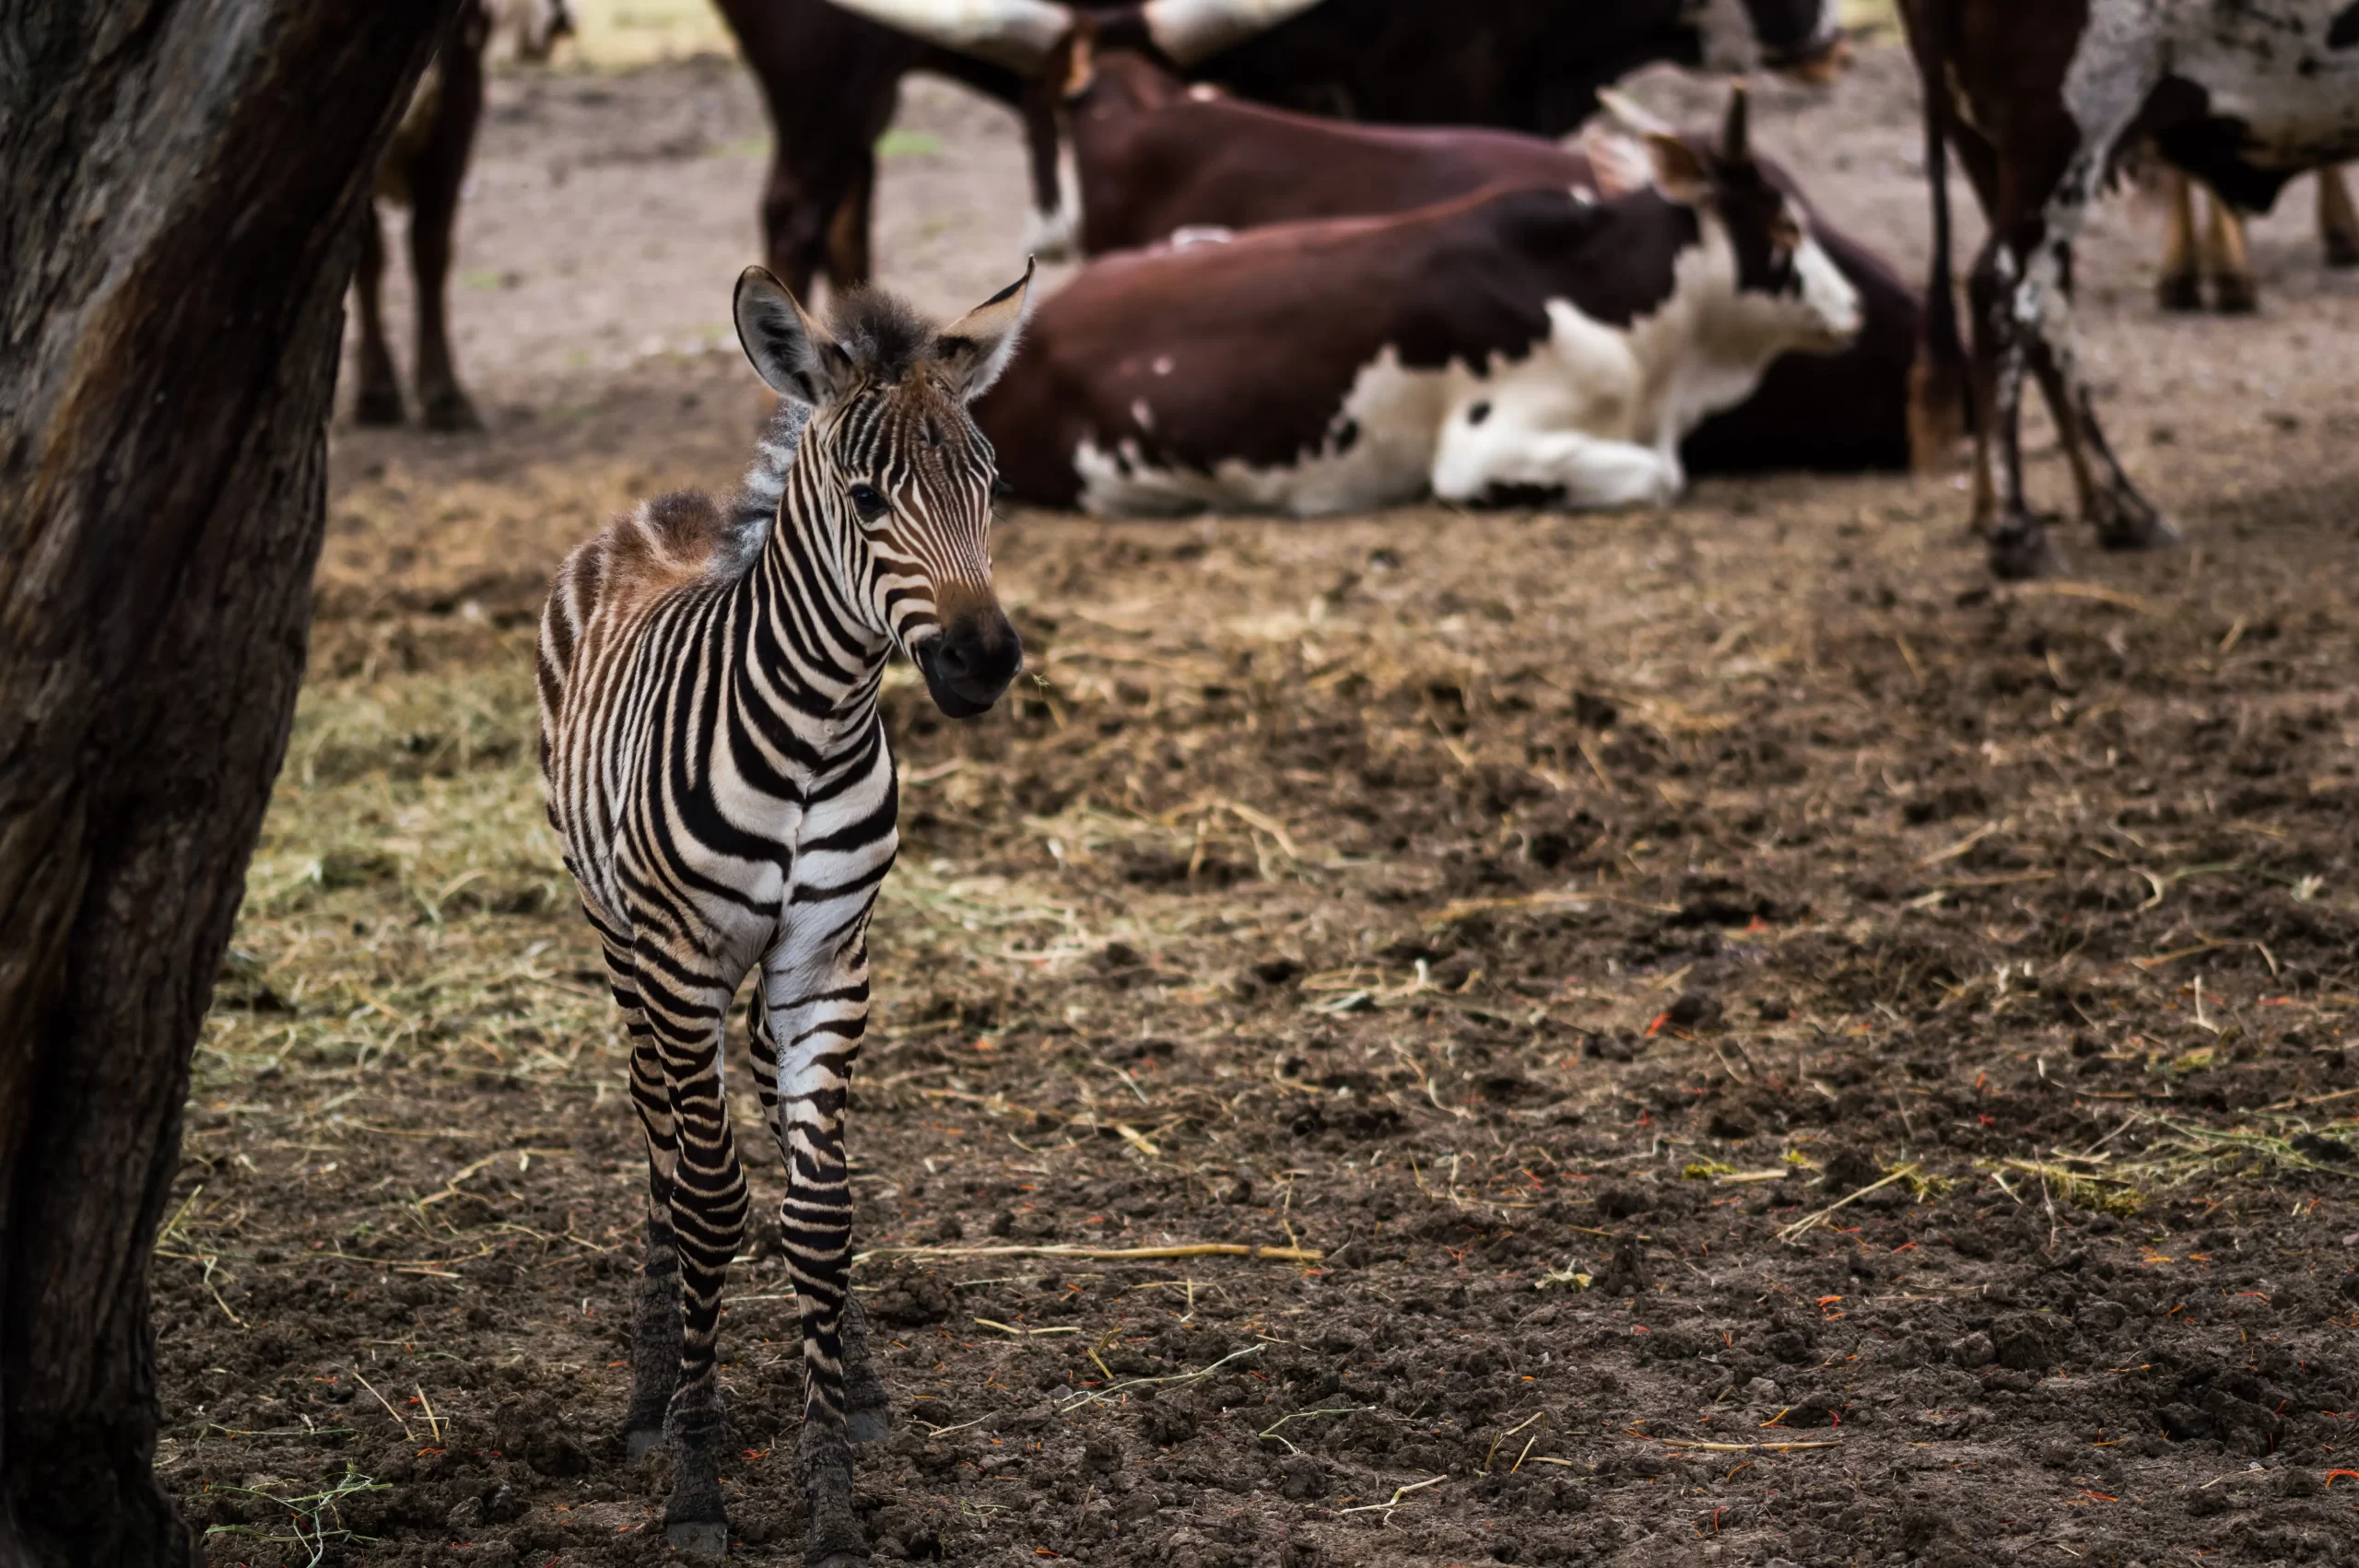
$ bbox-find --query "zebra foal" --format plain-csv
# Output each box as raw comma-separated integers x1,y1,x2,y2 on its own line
537,261,1034,1561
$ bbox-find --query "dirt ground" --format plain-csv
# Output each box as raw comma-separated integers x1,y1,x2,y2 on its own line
160,36,2359,1568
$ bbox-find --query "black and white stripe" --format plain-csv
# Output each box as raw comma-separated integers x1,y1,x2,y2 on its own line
538,263,1031,1562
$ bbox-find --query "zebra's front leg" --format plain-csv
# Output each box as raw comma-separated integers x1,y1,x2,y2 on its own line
767,937,879,1568
637,955,751,1558
751,998,890,1446
595,933,685,1458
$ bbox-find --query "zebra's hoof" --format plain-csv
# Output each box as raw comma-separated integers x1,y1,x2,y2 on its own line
848,1406,891,1445
665,1521,730,1558
626,1426,666,1460
811,1552,869,1568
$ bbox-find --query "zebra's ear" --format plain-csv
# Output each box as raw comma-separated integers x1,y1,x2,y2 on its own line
933,258,1036,403
734,266,853,404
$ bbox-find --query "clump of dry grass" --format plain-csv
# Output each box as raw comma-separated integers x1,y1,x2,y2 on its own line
204,625,612,1097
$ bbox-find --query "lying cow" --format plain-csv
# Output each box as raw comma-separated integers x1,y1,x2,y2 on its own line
1903,0,2359,578
978,88,1862,514
1055,45,1932,473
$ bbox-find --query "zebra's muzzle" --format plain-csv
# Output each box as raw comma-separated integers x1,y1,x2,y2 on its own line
915,606,1023,719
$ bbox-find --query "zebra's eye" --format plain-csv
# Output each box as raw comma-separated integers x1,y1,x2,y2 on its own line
848,482,888,521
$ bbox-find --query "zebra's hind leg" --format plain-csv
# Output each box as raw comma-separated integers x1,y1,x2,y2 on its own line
751,997,889,1447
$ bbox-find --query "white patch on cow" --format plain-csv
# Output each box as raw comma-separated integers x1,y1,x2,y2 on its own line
1168,225,1236,249
1131,398,1156,430
1151,356,1175,375
1069,214,1860,519
1074,345,1448,517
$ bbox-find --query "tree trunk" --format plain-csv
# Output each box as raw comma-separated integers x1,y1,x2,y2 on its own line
0,3,458,1562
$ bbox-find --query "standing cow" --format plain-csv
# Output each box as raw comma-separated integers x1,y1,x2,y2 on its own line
1904,0,2359,577
354,0,571,430
713,0,1849,297
978,90,1863,515
1050,46,1938,473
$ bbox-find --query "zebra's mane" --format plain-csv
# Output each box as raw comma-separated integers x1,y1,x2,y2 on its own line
715,287,941,579
720,395,814,576
827,287,935,383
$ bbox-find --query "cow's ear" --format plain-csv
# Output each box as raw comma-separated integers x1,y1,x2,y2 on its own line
935,258,1036,403
1580,121,1655,199
1643,133,1712,206
735,266,853,404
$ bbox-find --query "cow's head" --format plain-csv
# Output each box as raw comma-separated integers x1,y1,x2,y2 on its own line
1617,87,1861,357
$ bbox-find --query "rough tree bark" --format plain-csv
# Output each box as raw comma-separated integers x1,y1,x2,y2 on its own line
0,3,459,1562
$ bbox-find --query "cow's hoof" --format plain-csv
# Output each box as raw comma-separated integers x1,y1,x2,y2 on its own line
665,1521,729,1558
1987,520,2062,581
2210,276,2259,314
353,388,405,426
626,1426,666,1460
2091,491,2178,553
420,391,484,433
2155,274,2203,313
2096,515,2180,553
848,1406,890,1445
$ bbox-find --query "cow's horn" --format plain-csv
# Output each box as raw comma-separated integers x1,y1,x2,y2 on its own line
1592,87,1673,139
1137,0,1328,65
1720,80,1750,163
823,0,1073,72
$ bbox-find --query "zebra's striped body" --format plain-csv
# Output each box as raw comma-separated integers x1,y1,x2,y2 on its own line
537,263,1032,1562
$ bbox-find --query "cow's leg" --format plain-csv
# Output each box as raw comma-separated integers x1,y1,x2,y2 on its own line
1962,236,2019,552
825,157,876,292
1019,67,1076,260
353,203,405,425
409,9,487,431
1971,221,2107,578
2156,169,2203,312
2201,185,2258,314
622,924,748,1559
763,918,882,1568
2319,165,2359,268
2026,224,2173,558
1430,402,1680,511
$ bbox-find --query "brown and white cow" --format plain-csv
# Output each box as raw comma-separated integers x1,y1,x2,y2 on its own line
977,90,1863,515
1904,0,2359,578
1052,47,1937,474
